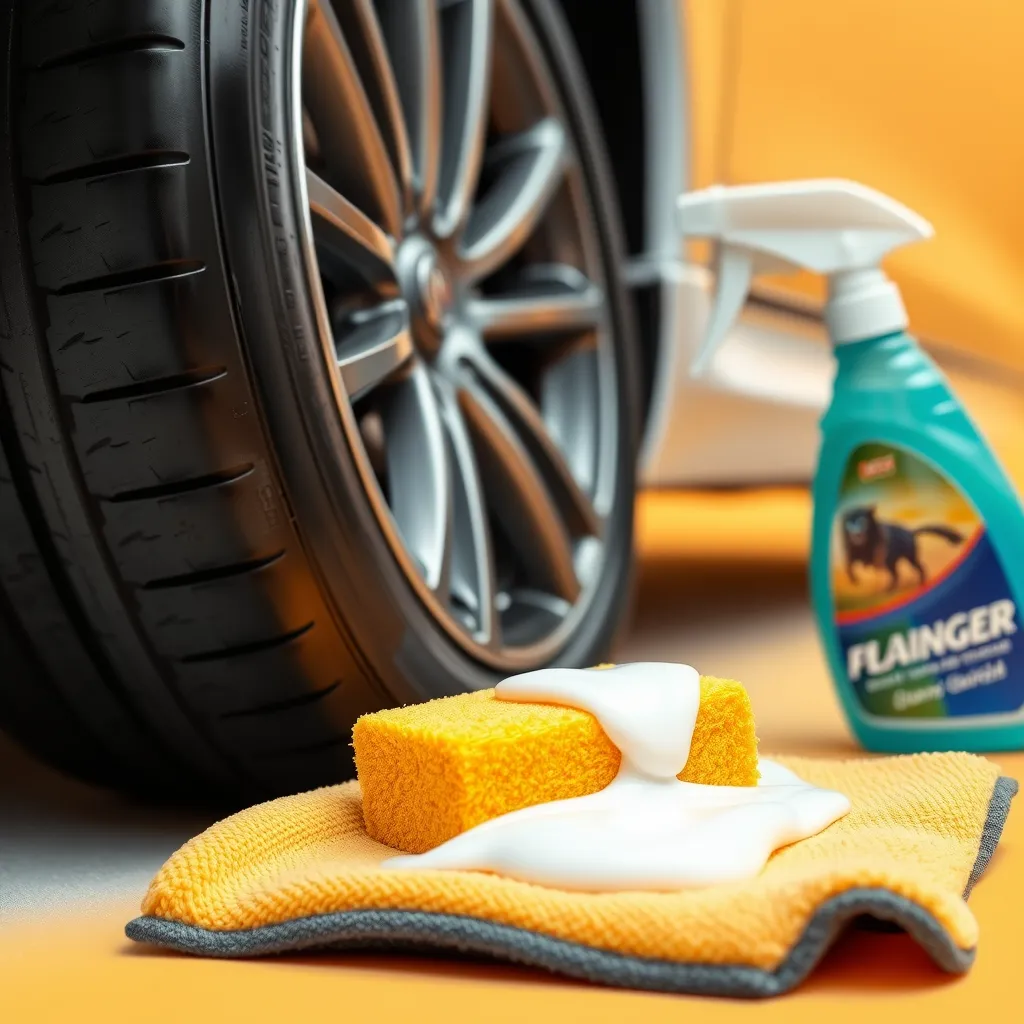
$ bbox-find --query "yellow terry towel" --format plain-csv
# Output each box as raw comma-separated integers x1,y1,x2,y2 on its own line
127,752,1015,997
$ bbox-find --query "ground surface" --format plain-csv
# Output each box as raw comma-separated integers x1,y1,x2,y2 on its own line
2,489,1020,1021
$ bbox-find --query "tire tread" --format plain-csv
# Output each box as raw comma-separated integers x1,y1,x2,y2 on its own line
0,0,368,799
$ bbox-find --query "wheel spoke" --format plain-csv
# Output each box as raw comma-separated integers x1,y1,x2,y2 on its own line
380,364,452,594
330,0,414,213
468,265,604,341
335,300,413,401
303,0,402,237
458,373,580,603
434,0,494,239
464,350,601,539
307,169,396,290
458,118,568,282
435,378,500,644
375,0,443,219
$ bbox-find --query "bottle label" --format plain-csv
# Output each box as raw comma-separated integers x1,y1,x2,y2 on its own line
832,442,1023,720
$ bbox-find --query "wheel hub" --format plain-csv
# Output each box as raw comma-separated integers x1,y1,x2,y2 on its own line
417,254,454,334
400,241,456,360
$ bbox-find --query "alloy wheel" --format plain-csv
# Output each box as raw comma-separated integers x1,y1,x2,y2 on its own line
292,0,620,670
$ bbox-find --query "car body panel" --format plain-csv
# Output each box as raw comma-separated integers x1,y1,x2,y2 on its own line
639,0,828,486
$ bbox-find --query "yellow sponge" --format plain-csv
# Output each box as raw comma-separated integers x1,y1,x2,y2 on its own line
353,674,759,854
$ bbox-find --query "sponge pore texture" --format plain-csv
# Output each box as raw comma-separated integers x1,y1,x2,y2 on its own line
353,676,759,854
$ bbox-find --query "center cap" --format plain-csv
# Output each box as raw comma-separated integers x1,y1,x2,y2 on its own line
415,252,453,338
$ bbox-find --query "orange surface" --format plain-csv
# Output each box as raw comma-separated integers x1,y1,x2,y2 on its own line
1,746,1019,1022
637,486,811,564
2,493,1020,1019
695,0,1024,373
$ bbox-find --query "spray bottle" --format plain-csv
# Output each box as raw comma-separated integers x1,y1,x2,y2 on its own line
679,178,1024,753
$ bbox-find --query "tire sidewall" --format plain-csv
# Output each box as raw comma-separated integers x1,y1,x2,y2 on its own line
206,0,639,703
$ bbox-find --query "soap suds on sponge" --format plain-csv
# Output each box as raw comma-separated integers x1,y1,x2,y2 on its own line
353,674,759,854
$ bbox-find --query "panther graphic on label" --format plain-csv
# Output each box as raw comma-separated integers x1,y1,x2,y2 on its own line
840,505,964,593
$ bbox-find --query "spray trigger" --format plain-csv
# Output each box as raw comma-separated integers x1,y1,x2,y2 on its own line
678,179,933,377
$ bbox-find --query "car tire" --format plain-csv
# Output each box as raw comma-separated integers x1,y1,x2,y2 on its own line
0,0,639,803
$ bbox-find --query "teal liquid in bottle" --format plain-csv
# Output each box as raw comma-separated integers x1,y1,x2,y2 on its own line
811,331,1024,752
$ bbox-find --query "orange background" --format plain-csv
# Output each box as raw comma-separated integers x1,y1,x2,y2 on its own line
6,6,1024,1013
687,0,1024,374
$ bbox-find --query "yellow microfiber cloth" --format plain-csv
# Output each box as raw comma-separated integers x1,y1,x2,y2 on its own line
354,676,759,853
127,752,1015,997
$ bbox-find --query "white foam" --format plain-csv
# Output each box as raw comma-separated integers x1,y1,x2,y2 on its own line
386,663,850,892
